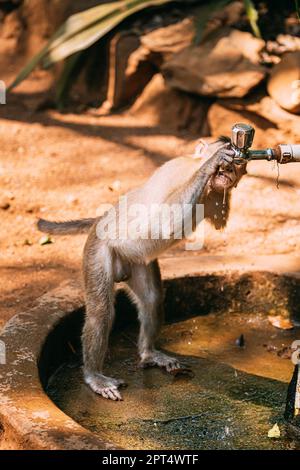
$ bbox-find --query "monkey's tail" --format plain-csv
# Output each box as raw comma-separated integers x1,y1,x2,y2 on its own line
37,217,96,235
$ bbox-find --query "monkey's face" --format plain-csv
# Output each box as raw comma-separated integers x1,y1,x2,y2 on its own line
210,162,247,193
195,138,247,194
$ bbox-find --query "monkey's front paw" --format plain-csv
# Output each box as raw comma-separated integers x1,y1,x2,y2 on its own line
140,350,181,373
84,372,126,401
218,146,235,169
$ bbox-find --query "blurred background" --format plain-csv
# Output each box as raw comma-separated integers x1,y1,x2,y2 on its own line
0,0,299,327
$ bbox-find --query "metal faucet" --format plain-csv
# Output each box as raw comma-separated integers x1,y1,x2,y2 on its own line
231,123,300,165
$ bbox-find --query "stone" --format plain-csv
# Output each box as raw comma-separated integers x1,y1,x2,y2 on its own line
105,7,247,110
120,18,196,110
105,18,196,110
140,18,195,59
267,51,300,114
162,29,266,98
0,9,23,55
106,32,156,110
129,2,244,65
129,74,210,134
218,94,300,136
207,102,287,148
266,34,300,56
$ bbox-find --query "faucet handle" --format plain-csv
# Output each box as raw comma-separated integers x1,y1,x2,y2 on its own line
231,123,255,151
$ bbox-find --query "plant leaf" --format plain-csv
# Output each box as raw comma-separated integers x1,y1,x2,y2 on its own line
45,0,177,66
55,51,84,109
48,2,124,52
8,1,123,90
9,0,177,90
296,0,300,20
7,42,52,91
243,0,261,38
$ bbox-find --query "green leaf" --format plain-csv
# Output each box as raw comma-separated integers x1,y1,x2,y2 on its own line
45,0,177,66
48,2,124,51
296,0,300,20
243,0,261,38
8,1,123,90
7,42,52,91
194,0,231,45
9,0,176,90
55,51,84,110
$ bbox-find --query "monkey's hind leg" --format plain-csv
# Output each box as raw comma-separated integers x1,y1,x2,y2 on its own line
127,260,181,372
82,243,125,400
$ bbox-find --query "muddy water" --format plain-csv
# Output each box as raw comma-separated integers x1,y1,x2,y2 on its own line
47,313,300,450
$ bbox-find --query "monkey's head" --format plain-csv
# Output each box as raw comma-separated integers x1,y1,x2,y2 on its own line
196,136,247,230
209,136,247,193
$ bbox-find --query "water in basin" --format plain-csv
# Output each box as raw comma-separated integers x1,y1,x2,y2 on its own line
47,311,300,450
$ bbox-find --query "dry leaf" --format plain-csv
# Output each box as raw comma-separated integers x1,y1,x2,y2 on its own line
268,315,294,330
268,423,280,438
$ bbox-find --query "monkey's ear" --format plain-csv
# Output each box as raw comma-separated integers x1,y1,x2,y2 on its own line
204,189,231,230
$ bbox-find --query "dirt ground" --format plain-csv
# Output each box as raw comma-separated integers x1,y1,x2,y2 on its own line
0,66,300,329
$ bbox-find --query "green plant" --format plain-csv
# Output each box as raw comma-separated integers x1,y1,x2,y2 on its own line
296,0,300,19
9,0,262,106
243,0,261,38
9,0,177,91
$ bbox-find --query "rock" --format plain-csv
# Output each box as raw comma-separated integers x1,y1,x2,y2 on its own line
267,51,300,114
162,29,266,98
106,32,156,110
207,102,287,148
104,6,246,110
266,34,300,56
130,2,244,64
129,74,210,134
139,18,195,59
0,9,23,55
105,18,196,110
218,94,300,136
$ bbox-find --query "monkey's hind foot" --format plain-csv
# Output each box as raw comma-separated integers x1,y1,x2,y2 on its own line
140,350,181,373
84,372,126,400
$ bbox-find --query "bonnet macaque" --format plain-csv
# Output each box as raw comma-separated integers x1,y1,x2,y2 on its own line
38,138,247,400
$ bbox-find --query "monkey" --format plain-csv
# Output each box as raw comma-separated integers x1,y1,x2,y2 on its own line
38,137,247,401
